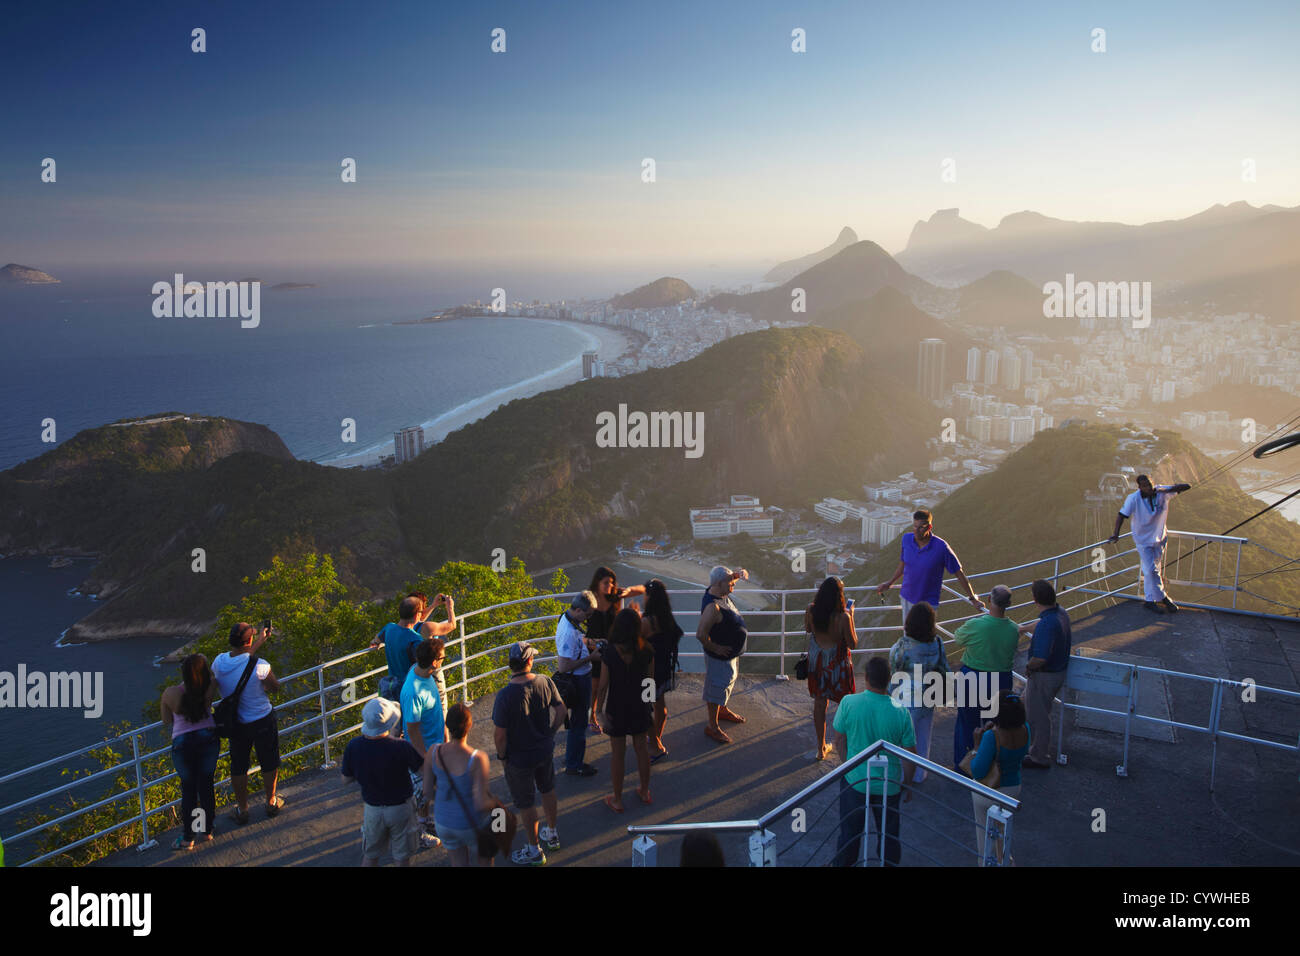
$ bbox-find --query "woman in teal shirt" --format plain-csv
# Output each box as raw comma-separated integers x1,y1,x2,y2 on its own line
969,691,1029,866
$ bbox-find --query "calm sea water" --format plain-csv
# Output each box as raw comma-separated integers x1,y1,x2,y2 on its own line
0,274,594,470
0,557,184,779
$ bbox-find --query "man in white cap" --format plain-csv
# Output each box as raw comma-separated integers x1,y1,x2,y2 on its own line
341,697,425,866
697,565,749,744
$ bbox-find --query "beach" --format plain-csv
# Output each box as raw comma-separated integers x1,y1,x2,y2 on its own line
322,317,631,468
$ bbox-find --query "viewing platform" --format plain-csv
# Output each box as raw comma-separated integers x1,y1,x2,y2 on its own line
93,601,1300,868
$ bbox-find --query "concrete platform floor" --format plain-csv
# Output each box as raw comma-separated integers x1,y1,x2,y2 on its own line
97,602,1300,867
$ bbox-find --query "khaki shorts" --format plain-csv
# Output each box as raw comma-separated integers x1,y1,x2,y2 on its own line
362,801,418,862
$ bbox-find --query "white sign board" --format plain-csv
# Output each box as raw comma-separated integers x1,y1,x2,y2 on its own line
1064,656,1133,697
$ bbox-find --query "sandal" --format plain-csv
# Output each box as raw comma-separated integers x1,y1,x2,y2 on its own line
172,836,195,851
231,807,250,826
718,710,746,724
604,794,625,813
704,726,732,745
636,787,653,805
649,749,668,764
266,795,286,817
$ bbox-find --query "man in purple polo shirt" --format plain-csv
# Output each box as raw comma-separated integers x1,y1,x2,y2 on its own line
876,510,984,622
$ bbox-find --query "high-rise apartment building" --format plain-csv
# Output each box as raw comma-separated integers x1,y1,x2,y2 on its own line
918,338,947,401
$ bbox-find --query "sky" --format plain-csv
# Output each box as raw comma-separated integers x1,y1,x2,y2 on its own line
2,0,1298,282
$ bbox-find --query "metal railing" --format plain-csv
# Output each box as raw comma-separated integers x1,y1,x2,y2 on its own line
1,528,1295,866
627,740,1020,867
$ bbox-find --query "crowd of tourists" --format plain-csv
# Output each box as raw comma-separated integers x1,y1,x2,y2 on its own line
162,480,1194,865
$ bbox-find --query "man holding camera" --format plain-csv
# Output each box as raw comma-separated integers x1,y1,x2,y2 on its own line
213,621,283,824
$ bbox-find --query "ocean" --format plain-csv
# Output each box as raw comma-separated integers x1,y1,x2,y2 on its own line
0,274,603,471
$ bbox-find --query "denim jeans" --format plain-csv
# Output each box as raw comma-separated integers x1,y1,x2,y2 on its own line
953,667,1013,766
172,728,219,841
564,672,592,771
835,780,902,867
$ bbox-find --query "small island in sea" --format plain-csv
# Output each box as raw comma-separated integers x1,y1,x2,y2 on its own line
0,263,60,284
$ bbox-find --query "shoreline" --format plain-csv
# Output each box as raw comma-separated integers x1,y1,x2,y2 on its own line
321,317,631,468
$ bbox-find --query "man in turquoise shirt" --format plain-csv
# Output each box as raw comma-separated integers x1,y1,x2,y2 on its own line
401,639,446,846
833,656,916,866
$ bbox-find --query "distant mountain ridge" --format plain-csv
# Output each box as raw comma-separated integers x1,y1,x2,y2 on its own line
763,227,859,283
895,203,1300,319
0,263,59,284
609,277,696,310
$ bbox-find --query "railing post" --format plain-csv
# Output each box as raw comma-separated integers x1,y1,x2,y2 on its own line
983,805,1012,867
1053,557,1059,592
632,834,658,866
777,591,789,681
748,827,777,866
1117,667,1134,778
318,668,336,770
866,754,889,866
1209,680,1224,792
132,732,157,852
1232,540,1242,609
458,617,470,705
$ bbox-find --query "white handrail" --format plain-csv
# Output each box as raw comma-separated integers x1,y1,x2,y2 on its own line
2,529,1293,865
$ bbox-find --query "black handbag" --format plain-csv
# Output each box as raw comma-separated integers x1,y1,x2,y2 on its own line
213,655,258,738
794,654,809,680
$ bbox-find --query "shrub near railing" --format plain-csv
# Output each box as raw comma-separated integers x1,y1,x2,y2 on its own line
13,552,568,866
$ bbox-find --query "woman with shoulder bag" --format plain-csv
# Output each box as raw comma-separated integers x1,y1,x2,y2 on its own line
888,602,947,783
965,690,1030,866
432,703,496,866
803,577,858,761
160,654,219,850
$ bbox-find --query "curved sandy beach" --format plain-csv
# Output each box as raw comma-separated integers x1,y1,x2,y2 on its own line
322,317,631,468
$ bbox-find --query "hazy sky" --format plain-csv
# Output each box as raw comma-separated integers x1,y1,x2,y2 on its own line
2,0,1298,277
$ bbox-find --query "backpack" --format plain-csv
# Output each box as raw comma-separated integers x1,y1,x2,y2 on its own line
213,655,259,738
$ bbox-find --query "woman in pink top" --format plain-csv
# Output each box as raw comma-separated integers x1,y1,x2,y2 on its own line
160,654,218,850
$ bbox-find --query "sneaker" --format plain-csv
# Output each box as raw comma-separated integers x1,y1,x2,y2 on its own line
1143,601,1165,614
564,763,597,777
539,825,561,851
419,832,442,850
1161,597,1180,613
511,844,547,866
